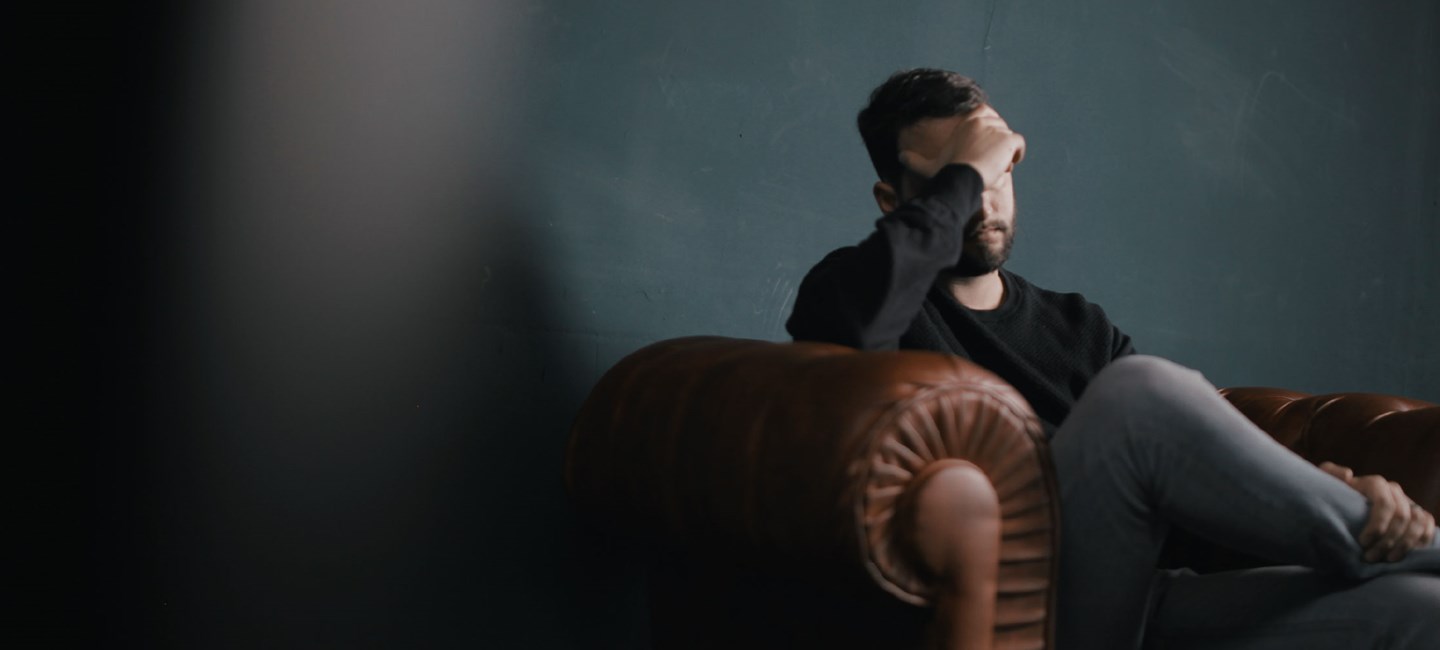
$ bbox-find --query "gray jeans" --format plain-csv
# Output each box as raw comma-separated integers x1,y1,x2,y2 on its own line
1050,355,1440,649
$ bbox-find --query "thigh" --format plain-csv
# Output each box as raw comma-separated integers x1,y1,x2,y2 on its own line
1144,567,1440,650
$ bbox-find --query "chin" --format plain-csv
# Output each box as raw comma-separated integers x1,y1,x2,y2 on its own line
953,241,1012,277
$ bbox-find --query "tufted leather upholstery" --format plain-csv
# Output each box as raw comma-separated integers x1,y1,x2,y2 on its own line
565,337,1440,649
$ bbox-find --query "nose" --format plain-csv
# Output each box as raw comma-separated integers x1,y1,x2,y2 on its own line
981,192,998,217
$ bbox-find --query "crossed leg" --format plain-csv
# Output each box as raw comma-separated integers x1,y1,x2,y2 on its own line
1049,355,1440,649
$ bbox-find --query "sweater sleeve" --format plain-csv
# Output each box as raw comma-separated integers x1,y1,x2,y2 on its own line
786,164,984,350
1092,301,1136,360
1112,328,1136,359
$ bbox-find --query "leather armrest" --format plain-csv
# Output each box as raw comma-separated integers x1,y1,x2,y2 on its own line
1221,387,1440,512
564,336,1057,621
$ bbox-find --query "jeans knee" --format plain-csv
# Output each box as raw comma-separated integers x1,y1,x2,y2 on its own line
1059,356,1222,450
1084,355,1208,408
1096,355,1195,386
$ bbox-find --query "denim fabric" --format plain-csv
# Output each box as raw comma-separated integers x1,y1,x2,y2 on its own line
1145,567,1440,649
1049,356,1440,649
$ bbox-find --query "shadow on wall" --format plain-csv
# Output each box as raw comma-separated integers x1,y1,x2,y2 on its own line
426,190,652,649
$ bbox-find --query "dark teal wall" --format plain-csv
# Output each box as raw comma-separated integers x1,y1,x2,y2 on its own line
519,0,1439,400
36,1,1436,648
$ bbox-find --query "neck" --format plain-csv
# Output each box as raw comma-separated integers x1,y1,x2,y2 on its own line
946,270,1005,311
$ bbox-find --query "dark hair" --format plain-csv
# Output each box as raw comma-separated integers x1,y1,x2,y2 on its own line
857,69,988,184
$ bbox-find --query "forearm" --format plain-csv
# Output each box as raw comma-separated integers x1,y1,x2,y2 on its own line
786,165,983,349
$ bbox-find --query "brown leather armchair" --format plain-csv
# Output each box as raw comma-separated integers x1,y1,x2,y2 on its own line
564,336,1440,649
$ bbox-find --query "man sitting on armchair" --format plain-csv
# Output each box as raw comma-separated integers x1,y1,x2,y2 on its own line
787,68,1440,649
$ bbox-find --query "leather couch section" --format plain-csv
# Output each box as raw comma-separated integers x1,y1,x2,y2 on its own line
566,337,1439,648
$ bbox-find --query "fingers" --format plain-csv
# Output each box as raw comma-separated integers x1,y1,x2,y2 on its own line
1001,132,1026,174
896,150,937,177
896,109,1026,187
1382,482,1417,554
964,115,1021,154
1318,461,1353,482
1337,470,1432,563
1357,476,1398,559
1390,501,1435,561
965,113,1009,129
953,116,1024,188
1381,482,1414,561
1358,477,1430,563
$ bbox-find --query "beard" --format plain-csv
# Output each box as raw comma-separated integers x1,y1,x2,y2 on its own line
951,218,1015,277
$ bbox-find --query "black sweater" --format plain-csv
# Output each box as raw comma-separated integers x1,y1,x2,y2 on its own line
786,164,1134,433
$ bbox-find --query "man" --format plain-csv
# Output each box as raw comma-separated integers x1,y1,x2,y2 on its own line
787,68,1440,649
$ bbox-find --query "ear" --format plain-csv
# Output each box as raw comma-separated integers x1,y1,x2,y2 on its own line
872,180,900,215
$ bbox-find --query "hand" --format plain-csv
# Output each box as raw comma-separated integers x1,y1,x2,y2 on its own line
1319,461,1436,562
897,106,1025,189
